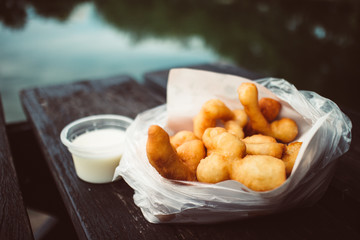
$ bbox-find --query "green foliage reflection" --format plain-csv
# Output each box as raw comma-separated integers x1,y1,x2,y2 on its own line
1,0,359,109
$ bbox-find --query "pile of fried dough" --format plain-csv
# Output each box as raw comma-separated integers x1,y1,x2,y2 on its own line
146,82,302,192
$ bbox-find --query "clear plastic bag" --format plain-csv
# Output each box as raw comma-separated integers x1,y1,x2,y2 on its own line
114,69,352,224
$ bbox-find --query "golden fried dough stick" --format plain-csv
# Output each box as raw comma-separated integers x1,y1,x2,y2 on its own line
238,83,298,143
282,141,302,176
146,125,195,181
224,120,245,139
245,98,282,136
176,139,205,174
224,109,248,139
242,134,277,144
233,109,248,127
202,127,246,159
196,153,231,183
259,97,282,122
230,155,286,191
170,130,198,149
242,134,284,158
244,142,284,158
193,99,235,139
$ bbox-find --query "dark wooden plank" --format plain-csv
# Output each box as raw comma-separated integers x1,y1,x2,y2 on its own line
144,62,264,96
0,95,34,240
6,121,78,239
20,76,175,240
20,75,360,240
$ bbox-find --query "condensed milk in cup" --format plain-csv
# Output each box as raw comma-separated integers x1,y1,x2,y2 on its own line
60,114,133,183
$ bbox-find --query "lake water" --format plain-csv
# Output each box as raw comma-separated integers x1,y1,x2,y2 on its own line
1,1,359,123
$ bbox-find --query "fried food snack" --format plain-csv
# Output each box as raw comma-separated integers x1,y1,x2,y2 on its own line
224,120,245,139
245,98,282,136
238,83,298,143
259,97,281,122
233,109,248,126
202,127,246,159
242,134,277,144
196,153,230,183
245,142,284,158
193,99,235,138
176,139,205,173
146,125,195,181
170,130,198,149
242,134,284,158
197,127,246,183
224,109,248,139
146,81,303,192
230,155,286,191
282,142,302,176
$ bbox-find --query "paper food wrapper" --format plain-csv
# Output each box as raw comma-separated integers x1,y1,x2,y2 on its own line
115,68,352,224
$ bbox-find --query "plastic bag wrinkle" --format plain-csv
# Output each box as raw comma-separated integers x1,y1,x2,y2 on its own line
115,72,352,224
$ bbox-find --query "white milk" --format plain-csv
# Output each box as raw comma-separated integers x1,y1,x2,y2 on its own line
71,129,125,183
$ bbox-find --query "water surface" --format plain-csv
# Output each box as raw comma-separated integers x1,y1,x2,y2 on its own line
1,0,359,122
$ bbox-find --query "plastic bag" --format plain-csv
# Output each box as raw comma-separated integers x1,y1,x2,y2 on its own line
114,69,352,224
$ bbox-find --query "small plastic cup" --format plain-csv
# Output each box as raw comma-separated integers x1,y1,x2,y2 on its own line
60,114,133,184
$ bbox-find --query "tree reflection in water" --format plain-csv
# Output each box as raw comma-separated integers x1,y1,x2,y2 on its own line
0,0,359,111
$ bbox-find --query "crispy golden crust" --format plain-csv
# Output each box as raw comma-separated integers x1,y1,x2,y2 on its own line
259,97,281,122
176,139,205,174
270,118,298,143
170,130,198,149
224,120,245,139
202,128,246,159
245,142,285,159
242,134,277,144
282,141,302,176
232,109,248,127
146,125,195,181
196,153,230,183
193,99,234,139
238,83,298,143
230,155,286,191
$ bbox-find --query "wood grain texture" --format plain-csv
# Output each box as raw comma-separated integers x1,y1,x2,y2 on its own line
20,74,360,239
0,96,34,240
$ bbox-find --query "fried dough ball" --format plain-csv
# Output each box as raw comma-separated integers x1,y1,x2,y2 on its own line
224,109,248,139
282,142,302,176
230,155,286,191
259,97,282,122
270,118,299,143
242,134,277,144
224,120,245,139
176,139,205,173
196,153,230,183
202,127,246,159
245,142,284,158
238,83,298,143
146,125,195,181
193,99,235,138
170,130,198,149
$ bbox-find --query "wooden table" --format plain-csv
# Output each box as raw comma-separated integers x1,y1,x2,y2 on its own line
20,65,360,240
0,96,34,240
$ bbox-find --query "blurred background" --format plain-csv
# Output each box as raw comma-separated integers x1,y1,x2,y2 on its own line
1,0,359,238
1,0,359,123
